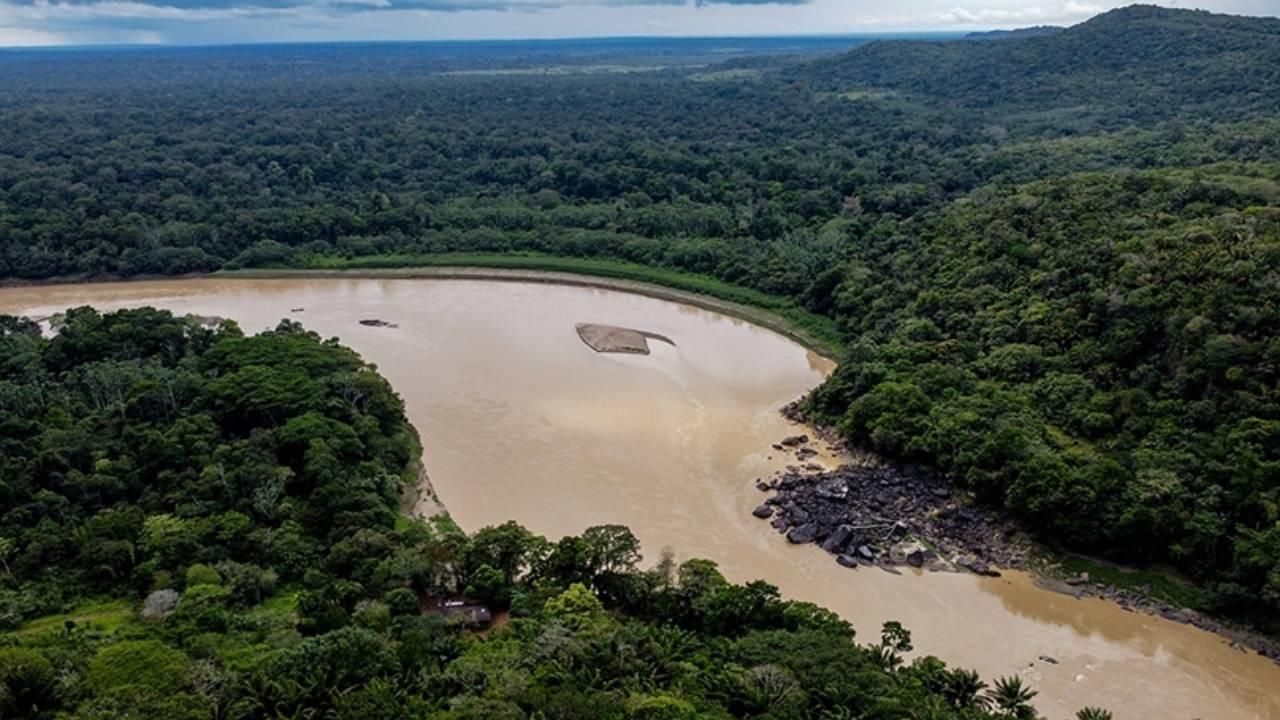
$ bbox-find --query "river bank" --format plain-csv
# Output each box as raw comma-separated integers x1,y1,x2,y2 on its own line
220,263,843,360
12,266,1277,660
0,259,842,359
224,265,1280,660
5,274,1280,717
760,414,1280,664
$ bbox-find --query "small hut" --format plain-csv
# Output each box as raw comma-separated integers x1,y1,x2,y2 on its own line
436,599,494,629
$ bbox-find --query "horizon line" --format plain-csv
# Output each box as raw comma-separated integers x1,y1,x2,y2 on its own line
0,29,978,52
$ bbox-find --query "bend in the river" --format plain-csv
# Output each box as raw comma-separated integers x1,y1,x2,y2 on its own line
2,275,1278,720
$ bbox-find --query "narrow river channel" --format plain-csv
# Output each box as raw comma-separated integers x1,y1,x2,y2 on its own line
3,276,1277,720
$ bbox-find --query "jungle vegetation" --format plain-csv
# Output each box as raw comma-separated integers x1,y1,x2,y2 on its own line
0,3,1278,629
0,308,1101,719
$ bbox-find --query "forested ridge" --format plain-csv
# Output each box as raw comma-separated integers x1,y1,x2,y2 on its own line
1,3,1279,634
797,5,1280,127
807,165,1280,617
0,308,1098,719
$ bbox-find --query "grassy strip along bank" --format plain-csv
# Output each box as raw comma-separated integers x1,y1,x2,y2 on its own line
222,252,846,359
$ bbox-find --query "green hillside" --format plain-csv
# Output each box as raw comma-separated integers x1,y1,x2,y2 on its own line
796,5,1280,128
810,163,1280,618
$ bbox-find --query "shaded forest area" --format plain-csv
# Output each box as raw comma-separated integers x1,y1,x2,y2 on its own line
1,4,1279,628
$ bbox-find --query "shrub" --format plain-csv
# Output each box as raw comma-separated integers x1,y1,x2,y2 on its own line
87,640,191,695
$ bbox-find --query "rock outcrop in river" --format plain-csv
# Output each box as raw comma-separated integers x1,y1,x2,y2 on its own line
756,433,1280,661
755,457,1028,574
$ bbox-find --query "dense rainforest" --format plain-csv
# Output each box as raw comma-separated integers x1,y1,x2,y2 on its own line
0,2,1279,633
0,308,1110,720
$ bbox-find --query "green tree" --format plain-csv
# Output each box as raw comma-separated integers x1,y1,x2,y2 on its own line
88,640,192,695
943,669,990,711
185,563,223,588
0,647,57,718
544,583,605,624
987,676,1038,719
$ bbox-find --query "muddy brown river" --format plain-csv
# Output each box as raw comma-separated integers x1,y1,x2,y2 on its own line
3,276,1278,720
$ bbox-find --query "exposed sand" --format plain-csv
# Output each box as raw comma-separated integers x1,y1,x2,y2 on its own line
218,266,839,360
575,322,676,354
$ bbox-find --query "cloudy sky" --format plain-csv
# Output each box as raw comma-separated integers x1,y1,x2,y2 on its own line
0,0,1275,46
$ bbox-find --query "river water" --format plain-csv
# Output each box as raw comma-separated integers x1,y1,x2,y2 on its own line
3,276,1277,720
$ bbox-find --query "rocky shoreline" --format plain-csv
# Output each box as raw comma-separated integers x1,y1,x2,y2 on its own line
753,446,1026,577
761,413,1280,663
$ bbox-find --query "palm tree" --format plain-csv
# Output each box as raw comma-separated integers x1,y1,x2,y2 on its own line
867,644,903,672
943,668,989,711
986,675,1038,718
1076,709,1114,720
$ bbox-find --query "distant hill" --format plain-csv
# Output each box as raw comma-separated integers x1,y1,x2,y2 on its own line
963,26,1064,40
795,5,1280,128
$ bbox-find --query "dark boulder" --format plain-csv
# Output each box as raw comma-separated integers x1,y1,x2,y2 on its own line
959,558,1001,577
906,550,925,568
816,480,847,500
752,504,773,519
836,554,860,569
856,544,875,561
780,435,809,447
787,523,819,544
821,525,853,554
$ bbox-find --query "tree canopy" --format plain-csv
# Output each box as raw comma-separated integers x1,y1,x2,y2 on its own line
0,0,1278,640
0,308,1097,719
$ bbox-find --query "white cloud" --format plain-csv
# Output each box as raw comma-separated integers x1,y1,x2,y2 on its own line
930,1,1103,26
3,0,312,22
0,23,64,42
0,0,1273,46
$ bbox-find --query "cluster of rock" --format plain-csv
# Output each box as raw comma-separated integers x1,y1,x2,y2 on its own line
359,318,398,328
754,440,1028,575
755,431,1280,664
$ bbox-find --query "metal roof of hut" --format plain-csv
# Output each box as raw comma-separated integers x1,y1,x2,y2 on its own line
441,604,493,627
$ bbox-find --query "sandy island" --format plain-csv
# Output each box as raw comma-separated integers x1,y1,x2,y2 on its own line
575,322,676,355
